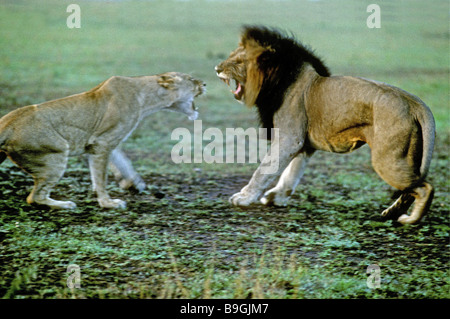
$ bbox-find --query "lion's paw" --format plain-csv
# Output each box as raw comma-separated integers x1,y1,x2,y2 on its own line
260,189,290,206
397,214,417,225
380,206,403,221
229,192,259,207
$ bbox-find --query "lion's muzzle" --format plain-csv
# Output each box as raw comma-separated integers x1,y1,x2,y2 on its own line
215,65,244,101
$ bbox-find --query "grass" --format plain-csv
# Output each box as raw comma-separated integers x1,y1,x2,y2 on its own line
0,0,449,299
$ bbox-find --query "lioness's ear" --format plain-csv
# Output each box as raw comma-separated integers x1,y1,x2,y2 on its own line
158,74,183,89
158,75,176,89
157,75,174,89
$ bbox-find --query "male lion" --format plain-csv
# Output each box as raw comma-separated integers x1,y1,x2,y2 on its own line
215,26,435,225
0,72,205,209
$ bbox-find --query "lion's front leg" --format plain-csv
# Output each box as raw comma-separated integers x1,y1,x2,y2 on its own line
260,150,313,206
229,184,259,206
109,148,146,193
230,134,302,207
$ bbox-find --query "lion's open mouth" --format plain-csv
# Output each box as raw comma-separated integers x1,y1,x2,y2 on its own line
232,81,243,100
218,76,244,101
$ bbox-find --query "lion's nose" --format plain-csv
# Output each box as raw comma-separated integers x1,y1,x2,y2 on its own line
215,65,223,74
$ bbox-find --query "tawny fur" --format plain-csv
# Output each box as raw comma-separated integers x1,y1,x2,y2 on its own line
216,26,435,225
0,72,205,209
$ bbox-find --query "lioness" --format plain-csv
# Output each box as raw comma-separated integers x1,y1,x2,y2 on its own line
0,72,205,209
215,26,435,225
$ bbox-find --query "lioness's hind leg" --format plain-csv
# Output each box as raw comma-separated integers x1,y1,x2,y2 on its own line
26,153,76,209
397,182,434,225
27,184,77,209
109,149,146,193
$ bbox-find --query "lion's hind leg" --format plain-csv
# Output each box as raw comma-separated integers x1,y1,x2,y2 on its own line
379,178,434,225
372,129,433,224
381,193,414,221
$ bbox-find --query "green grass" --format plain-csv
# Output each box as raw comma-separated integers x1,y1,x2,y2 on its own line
0,0,449,299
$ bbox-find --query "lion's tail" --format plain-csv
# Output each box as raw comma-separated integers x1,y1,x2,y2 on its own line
416,101,436,179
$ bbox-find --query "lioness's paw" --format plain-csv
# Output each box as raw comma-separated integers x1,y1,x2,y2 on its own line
118,178,146,193
260,189,290,206
229,192,259,207
99,198,127,209
134,181,146,193
46,200,76,210
56,201,77,210
28,196,77,210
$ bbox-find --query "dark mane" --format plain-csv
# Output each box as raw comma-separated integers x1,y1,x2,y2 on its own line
242,26,330,139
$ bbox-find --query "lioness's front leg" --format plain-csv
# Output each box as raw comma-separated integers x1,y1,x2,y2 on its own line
89,152,126,209
230,134,303,206
260,150,314,206
109,148,146,192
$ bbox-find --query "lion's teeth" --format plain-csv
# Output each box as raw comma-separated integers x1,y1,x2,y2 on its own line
232,83,242,95
218,76,230,86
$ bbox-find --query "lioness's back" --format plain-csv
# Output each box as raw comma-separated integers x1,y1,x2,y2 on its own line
0,105,38,138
